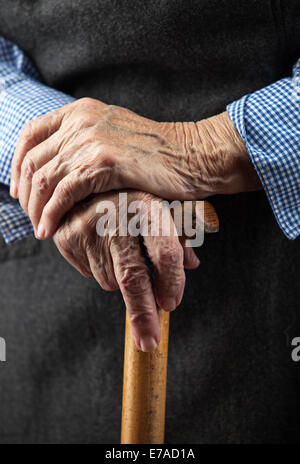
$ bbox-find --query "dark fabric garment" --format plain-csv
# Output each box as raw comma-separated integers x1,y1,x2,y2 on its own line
0,0,299,443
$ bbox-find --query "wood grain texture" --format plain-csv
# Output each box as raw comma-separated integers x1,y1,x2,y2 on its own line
121,309,170,444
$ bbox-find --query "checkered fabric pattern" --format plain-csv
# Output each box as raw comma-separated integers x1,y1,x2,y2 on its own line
0,36,299,243
0,37,74,244
227,59,300,240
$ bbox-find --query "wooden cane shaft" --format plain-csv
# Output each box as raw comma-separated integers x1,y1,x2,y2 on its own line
121,309,170,444
121,201,219,444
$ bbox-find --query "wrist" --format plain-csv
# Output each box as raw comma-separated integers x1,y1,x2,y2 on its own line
193,111,262,196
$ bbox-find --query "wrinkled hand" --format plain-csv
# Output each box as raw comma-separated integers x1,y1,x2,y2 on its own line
11,97,260,239
53,189,199,352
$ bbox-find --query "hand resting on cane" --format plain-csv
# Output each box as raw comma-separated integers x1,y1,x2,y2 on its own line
52,189,200,352
10,98,261,239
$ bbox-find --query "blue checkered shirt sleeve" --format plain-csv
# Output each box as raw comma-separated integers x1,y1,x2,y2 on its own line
227,59,300,240
0,37,74,244
1,38,299,243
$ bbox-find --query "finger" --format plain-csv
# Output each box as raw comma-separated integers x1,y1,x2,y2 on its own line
86,240,119,292
53,233,93,278
183,241,200,269
19,122,106,216
144,235,185,312
26,146,79,230
37,165,117,239
110,236,160,352
11,109,64,198
18,130,71,215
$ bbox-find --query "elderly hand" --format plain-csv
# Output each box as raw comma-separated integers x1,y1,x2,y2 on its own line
52,189,200,352
11,97,260,239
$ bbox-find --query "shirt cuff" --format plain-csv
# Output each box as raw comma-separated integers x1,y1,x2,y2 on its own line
227,60,300,240
0,77,74,186
0,185,33,244
0,73,74,244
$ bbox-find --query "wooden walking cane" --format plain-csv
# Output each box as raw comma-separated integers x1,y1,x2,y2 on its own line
121,201,219,444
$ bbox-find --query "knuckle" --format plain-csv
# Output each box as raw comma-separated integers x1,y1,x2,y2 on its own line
32,170,48,193
100,281,116,292
95,119,107,130
74,215,92,238
79,97,95,107
20,120,34,140
56,180,73,204
158,241,183,265
120,265,149,295
129,311,154,328
21,155,36,180
77,165,91,178
97,150,115,169
44,183,74,219
54,228,70,253
105,104,122,118
50,152,65,171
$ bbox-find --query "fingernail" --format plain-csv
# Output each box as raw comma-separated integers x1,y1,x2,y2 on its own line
37,223,46,240
10,180,18,198
162,297,177,311
140,336,158,352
